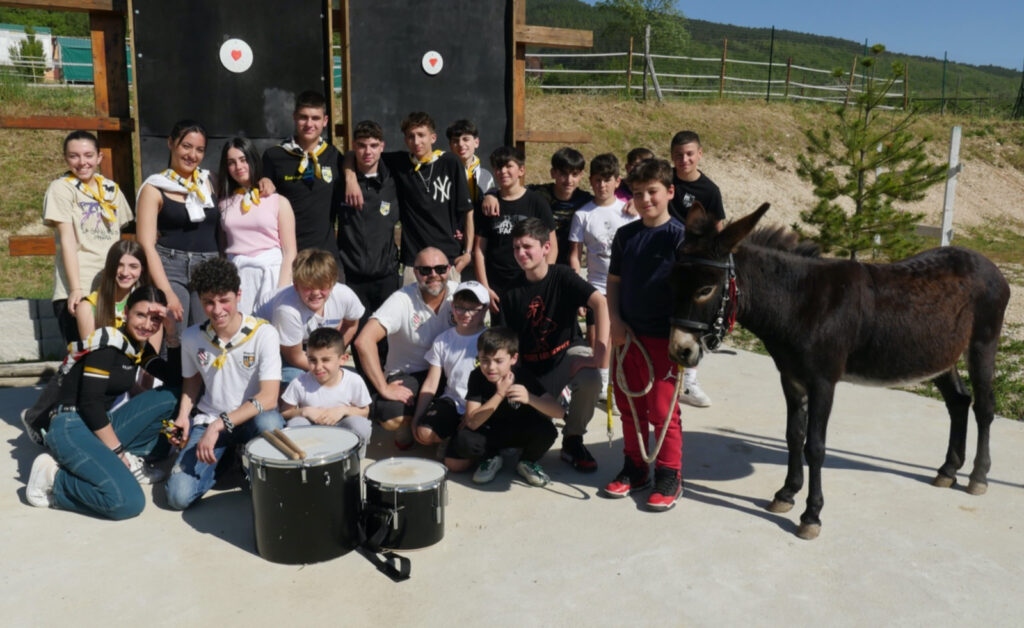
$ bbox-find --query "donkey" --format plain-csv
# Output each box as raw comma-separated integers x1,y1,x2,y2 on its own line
668,202,1010,540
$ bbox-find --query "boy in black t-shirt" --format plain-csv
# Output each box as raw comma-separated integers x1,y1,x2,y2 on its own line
473,146,557,312
457,327,562,486
496,218,608,473
668,130,724,408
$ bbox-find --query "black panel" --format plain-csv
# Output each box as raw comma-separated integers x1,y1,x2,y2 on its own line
133,0,329,177
348,0,511,166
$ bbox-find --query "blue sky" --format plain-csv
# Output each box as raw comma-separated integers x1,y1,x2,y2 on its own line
599,1,1024,70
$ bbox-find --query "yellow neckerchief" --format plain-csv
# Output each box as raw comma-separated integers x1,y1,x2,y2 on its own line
464,155,480,202
160,168,209,205
234,187,261,214
59,326,140,376
281,137,328,179
201,314,264,369
64,173,119,225
410,149,443,172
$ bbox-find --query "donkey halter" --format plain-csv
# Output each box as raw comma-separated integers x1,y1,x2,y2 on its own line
670,253,738,353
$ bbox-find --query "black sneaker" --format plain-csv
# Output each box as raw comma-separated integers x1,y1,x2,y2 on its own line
560,435,597,473
646,466,683,511
602,457,651,498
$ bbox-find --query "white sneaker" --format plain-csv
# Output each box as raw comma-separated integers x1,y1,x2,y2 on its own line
472,455,503,484
516,460,550,487
26,453,58,508
680,381,712,408
123,451,166,485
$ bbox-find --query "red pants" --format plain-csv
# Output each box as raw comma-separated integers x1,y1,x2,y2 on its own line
613,335,682,471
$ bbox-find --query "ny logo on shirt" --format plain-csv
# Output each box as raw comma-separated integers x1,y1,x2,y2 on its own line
432,176,451,204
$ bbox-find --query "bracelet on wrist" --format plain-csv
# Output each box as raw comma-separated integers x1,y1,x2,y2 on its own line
219,411,234,433
112,443,125,455
248,397,264,415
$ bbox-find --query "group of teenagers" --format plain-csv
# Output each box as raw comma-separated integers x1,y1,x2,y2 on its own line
22,89,729,520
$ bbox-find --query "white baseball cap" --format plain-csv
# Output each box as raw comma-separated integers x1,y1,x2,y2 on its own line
453,280,490,305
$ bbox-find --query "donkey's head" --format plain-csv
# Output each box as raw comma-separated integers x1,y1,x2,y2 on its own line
667,202,770,366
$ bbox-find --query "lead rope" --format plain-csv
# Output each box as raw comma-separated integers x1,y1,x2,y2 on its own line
612,331,684,464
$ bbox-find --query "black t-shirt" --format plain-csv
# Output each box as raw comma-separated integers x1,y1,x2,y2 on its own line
528,184,593,266
262,144,342,266
382,151,472,265
475,189,555,291
669,172,725,224
609,218,686,338
496,264,595,373
465,364,549,428
337,161,400,281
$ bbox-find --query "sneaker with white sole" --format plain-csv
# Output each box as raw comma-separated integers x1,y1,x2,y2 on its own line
680,381,712,408
26,453,58,508
472,455,503,484
516,460,550,487
123,451,166,485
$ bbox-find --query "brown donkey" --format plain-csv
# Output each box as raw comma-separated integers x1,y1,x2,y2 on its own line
667,203,1010,540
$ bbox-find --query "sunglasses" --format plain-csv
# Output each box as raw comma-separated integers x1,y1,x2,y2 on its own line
414,264,449,276
453,304,485,314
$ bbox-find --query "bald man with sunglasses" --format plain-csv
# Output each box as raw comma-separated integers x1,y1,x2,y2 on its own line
354,247,457,448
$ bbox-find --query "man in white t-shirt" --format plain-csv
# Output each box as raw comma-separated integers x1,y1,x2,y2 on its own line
280,327,372,458
411,281,489,470
354,246,455,448
569,153,638,398
260,249,364,386
166,258,284,511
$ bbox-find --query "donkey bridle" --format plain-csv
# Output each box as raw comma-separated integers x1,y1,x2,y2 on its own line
669,253,738,353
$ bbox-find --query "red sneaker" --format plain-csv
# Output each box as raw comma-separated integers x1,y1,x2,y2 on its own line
646,467,683,511
560,435,597,472
602,457,650,498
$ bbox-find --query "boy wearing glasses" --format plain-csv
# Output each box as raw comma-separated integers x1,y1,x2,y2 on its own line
353,247,456,448
411,281,489,469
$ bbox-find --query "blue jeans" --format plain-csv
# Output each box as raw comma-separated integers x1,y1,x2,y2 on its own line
165,410,284,510
156,244,218,342
45,388,179,520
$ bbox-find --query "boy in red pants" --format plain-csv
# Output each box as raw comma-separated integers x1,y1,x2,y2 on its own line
603,158,687,511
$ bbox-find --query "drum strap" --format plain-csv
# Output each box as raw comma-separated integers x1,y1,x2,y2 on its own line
358,506,412,581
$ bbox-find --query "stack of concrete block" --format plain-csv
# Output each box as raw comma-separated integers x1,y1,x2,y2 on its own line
0,299,66,363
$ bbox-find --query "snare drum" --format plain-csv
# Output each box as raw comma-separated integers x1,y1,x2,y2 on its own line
243,426,361,564
363,457,447,551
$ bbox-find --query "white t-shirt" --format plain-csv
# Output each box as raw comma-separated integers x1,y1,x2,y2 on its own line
425,327,484,414
372,281,456,375
281,370,372,418
269,283,365,347
182,318,282,422
568,198,636,293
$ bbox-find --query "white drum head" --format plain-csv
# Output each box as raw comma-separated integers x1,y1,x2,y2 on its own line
365,457,446,489
246,425,359,466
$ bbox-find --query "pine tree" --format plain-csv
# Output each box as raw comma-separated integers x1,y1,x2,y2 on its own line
795,45,947,260
8,26,45,81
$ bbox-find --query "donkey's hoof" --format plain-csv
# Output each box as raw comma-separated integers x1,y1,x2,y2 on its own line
931,474,955,489
767,499,793,513
796,523,820,540
966,480,988,496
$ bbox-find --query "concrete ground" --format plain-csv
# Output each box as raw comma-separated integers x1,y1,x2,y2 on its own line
2,348,1023,627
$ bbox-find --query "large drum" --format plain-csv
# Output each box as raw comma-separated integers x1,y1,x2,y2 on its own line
363,457,447,551
243,426,361,564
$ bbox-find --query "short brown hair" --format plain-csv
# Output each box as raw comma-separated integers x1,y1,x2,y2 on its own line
478,327,518,357
292,249,339,288
627,158,674,190
401,111,435,134
307,327,346,354
353,120,383,141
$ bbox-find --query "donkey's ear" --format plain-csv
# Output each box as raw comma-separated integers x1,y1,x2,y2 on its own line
684,202,711,236
716,202,770,253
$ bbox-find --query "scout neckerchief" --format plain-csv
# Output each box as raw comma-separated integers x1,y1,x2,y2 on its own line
201,314,264,369
464,155,480,202
139,168,214,222
59,326,140,376
63,173,120,225
234,187,261,214
410,149,443,172
281,136,328,181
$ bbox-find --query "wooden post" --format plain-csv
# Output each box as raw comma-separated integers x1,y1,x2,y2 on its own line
89,10,134,199
643,24,650,101
513,0,527,157
844,56,857,107
626,36,633,97
940,126,962,246
336,0,353,149
784,57,792,100
719,38,727,100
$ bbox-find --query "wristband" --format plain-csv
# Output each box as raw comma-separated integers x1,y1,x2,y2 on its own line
248,397,264,415
112,443,125,455
219,411,234,433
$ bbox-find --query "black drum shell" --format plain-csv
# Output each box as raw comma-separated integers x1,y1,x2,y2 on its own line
364,478,446,551
248,451,361,564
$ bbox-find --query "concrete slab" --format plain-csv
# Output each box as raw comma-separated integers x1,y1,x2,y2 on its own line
2,348,1023,626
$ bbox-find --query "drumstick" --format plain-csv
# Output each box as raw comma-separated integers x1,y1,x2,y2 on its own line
263,430,301,460
273,429,307,459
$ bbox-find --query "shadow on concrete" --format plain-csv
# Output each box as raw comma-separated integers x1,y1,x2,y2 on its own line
178,490,257,556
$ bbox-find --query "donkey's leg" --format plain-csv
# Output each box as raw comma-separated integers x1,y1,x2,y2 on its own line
932,368,971,488
965,338,999,495
768,374,806,514
797,379,837,541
